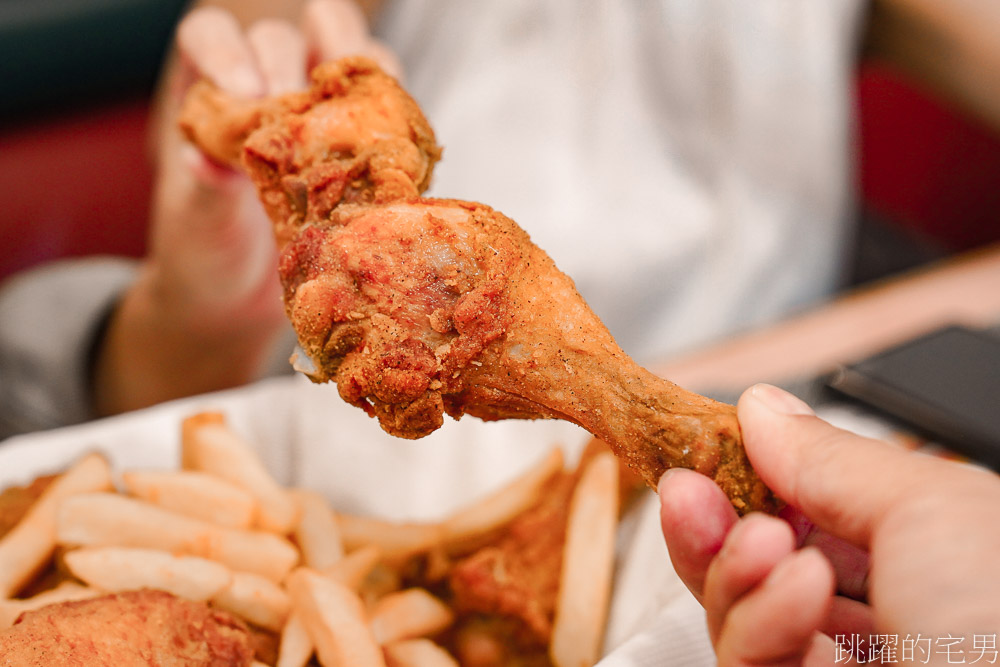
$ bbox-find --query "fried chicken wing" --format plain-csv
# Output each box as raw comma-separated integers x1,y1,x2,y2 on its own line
0,589,254,666
449,466,574,647
180,58,776,514
446,441,639,663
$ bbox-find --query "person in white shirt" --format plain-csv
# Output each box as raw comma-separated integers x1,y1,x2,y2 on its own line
0,0,863,435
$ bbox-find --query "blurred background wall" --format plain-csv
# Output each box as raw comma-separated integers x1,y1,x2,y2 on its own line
0,0,188,281
0,0,997,286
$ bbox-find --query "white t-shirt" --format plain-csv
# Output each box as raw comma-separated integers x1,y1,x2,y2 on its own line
378,0,865,364
0,0,864,444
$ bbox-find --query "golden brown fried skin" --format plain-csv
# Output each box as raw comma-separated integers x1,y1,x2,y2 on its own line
180,56,441,249
447,441,631,649
449,470,574,647
0,590,254,666
181,57,775,514
279,197,776,513
450,616,554,667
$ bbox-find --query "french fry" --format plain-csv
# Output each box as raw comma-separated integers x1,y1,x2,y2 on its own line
442,447,563,555
56,493,298,582
180,411,226,469
369,588,455,645
0,582,100,629
549,453,619,667
181,412,299,534
0,452,112,597
292,489,344,569
338,515,443,564
276,611,314,667
212,570,292,632
322,544,383,591
287,568,387,667
384,638,460,667
63,547,232,601
2,406,626,665
121,469,258,529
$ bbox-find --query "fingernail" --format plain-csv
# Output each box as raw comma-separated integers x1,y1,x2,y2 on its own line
228,64,266,99
657,468,681,497
750,384,814,416
766,546,825,589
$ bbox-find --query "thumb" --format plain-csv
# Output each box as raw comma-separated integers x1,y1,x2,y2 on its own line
156,144,248,234
737,384,933,549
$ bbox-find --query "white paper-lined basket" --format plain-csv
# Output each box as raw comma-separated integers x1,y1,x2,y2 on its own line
0,374,715,665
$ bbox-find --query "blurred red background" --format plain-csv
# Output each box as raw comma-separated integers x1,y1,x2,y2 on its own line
1,59,998,284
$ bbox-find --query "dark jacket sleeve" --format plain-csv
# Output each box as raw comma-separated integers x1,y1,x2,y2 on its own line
0,257,138,440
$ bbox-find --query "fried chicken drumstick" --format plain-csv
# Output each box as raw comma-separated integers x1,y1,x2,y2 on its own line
0,590,254,666
181,57,775,514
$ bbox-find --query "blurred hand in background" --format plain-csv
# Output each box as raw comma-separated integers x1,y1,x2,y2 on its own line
93,0,398,416
660,383,1000,664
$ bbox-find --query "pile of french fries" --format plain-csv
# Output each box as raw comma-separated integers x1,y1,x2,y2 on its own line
0,411,623,667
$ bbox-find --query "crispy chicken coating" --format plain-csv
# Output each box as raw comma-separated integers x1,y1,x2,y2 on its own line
180,57,441,248
0,589,254,666
448,439,643,648
279,198,774,512
181,58,776,514
449,469,574,646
